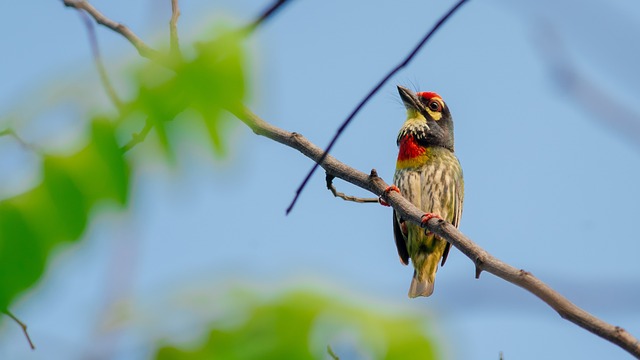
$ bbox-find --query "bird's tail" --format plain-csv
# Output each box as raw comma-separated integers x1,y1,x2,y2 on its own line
408,270,435,298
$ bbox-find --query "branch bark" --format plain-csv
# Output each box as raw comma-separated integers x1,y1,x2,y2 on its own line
63,0,166,64
62,2,640,358
169,0,181,58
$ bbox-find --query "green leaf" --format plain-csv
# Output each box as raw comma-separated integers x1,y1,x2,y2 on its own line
129,30,246,158
0,202,45,310
0,120,130,310
154,290,437,360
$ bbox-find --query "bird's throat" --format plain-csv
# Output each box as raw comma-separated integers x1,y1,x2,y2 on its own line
397,135,428,169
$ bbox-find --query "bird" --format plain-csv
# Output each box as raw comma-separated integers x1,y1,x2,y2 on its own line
386,85,464,298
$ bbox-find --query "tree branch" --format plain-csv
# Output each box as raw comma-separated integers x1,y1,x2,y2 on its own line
0,128,40,153
62,0,167,64
243,0,293,35
285,0,471,214
327,345,340,360
3,310,35,350
169,0,181,58
121,118,154,153
326,173,378,203
230,105,640,359
77,9,123,110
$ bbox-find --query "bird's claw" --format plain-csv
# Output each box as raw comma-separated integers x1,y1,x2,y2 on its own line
379,185,400,207
421,213,443,235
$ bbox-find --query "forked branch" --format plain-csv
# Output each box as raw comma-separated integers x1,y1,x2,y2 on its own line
2,310,35,350
326,174,378,203
63,0,165,63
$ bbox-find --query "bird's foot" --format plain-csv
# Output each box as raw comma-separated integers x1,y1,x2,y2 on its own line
378,185,400,207
421,213,443,235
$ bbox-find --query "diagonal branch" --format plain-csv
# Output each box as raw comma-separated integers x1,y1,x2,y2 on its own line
62,0,166,64
243,0,293,35
285,0,471,214
230,105,640,359
121,118,154,153
77,9,123,110
0,128,40,153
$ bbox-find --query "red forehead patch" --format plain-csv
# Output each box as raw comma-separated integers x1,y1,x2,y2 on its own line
417,91,441,100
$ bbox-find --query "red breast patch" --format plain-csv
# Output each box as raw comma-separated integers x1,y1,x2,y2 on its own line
398,135,425,161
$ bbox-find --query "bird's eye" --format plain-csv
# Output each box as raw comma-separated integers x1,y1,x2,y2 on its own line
428,101,442,112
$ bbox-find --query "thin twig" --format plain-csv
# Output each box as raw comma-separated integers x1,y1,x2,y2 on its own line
243,0,292,35
63,0,166,64
3,310,35,350
77,9,123,110
285,0,471,214
327,345,340,360
230,105,640,359
0,128,26,147
326,173,378,203
121,118,154,153
169,0,181,58
0,128,39,153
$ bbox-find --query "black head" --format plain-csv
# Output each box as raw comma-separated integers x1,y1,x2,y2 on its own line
397,85,455,151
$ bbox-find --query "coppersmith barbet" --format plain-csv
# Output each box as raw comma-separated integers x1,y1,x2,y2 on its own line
390,86,464,298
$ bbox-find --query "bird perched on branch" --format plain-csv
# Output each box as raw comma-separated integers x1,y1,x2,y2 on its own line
384,86,464,298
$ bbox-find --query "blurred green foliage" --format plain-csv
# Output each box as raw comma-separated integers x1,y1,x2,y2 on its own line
0,30,246,312
130,31,245,157
0,120,128,310
155,291,438,360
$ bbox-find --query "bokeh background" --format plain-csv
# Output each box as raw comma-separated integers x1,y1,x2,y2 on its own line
1,0,640,359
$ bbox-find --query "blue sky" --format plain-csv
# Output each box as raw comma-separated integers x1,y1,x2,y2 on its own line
1,0,640,359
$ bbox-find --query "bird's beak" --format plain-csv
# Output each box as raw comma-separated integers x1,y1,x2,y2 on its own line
397,86,422,112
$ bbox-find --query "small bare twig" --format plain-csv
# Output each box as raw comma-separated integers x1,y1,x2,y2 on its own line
326,173,377,203
3,310,35,350
286,0,471,214
0,128,24,146
0,128,26,146
121,118,154,153
77,9,123,110
327,345,340,360
169,0,181,58
63,0,166,64
243,0,292,34
0,128,39,153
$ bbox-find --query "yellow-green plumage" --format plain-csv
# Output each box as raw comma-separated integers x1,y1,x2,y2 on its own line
392,86,464,298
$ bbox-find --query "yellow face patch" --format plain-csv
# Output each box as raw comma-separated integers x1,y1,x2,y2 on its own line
406,98,444,121
425,97,444,121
